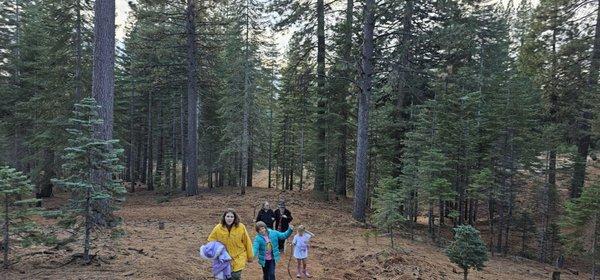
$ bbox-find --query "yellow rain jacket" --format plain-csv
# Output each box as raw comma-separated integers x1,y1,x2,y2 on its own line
207,223,254,272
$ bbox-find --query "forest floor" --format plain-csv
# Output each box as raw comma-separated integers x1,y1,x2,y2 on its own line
4,172,591,280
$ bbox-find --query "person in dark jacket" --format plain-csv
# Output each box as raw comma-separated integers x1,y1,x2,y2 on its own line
256,201,275,229
273,201,293,253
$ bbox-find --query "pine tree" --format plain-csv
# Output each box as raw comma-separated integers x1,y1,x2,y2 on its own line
446,225,489,280
514,210,536,258
519,0,586,261
52,98,126,264
561,179,600,279
0,166,40,269
372,176,405,248
353,0,376,222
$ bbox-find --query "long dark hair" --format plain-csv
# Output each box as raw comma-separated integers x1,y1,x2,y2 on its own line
220,208,240,228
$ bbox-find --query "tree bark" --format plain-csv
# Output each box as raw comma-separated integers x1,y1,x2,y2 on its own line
74,0,83,103
37,149,54,198
3,195,9,268
157,101,164,185
185,0,199,196
91,0,115,227
146,92,154,191
140,123,147,185
247,139,253,187
172,112,178,190
268,109,273,188
299,81,307,190
592,212,598,280
353,0,375,222
126,78,135,183
240,0,251,195
314,0,327,196
180,91,187,192
91,0,115,142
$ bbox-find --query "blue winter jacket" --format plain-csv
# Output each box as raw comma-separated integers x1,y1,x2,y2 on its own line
252,228,293,267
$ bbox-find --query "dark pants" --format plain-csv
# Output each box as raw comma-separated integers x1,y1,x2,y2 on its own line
278,238,285,252
262,259,276,280
229,270,242,280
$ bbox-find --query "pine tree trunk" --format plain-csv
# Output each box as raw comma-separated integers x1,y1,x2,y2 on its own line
135,127,142,186
219,166,224,187
146,92,154,191
335,129,347,196
126,78,135,183
289,153,295,191
238,151,243,188
268,109,273,188
38,149,54,198
180,91,186,192
438,199,444,224
353,0,375,223
74,0,83,103
428,202,434,239
172,114,177,190
185,0,198,196
497,203,504,253
247,140,253,187
458,169,465,225
548,150,556,189
90,0,115,227
571,0,600,199
299,89,306,191
282,117,289,190
3,195,9,269
489,197,495,255
240,1,250,195
314,0,327,196
463,269,468,280
592,212,599,280
299,127,305,191
91,0,115,142
505,188,515,255
539,181,551,263
140,124,147,185
157,102,164,184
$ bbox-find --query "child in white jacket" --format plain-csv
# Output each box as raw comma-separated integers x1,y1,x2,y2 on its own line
292,225,315,278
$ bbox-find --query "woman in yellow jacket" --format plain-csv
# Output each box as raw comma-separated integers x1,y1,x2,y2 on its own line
208,209,254,280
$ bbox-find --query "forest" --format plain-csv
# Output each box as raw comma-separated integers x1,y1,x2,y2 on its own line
1,0,600,279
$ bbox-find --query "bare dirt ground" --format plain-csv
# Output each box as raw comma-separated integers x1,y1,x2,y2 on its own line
3,178,589,280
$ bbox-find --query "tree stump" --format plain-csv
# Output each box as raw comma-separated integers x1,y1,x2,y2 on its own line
158,221,165,230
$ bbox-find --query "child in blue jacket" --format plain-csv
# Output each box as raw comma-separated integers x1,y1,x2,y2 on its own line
253,221,294,280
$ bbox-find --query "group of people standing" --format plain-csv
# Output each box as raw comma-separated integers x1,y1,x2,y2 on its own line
255,201,294,253
203,201,314,280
